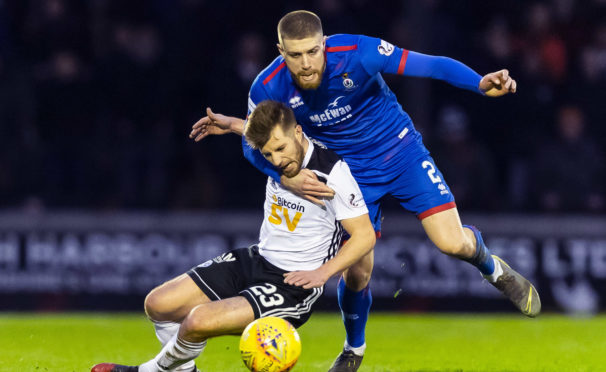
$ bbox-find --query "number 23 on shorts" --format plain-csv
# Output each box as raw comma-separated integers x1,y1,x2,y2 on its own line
249,283,285,307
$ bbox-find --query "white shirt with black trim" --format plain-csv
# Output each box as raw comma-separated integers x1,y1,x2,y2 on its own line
257,136,368,271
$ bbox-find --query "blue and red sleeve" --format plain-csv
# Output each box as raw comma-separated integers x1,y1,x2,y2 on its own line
402,51,483,93
358,35,483,94
358,35,408,76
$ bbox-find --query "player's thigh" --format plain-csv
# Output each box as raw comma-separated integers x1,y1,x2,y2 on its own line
391,154,455,218
183,296,255,338
145,273,212,321
421,207,473,256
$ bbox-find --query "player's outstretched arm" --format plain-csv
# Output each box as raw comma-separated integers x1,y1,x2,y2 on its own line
281,169,335,207
283,214,375,289
189,107,246,141
479,69,517,97
399,52,517,97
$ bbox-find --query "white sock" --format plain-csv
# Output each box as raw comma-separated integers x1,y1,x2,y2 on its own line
152,321,196,371
139,333,205,372
484,257,504,283
344,340,366,356
153,320,180,346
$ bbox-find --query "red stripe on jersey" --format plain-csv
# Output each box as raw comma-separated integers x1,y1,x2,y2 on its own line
263,62,286,85
417,201,456,220
397,49,410,75
326,45,358,52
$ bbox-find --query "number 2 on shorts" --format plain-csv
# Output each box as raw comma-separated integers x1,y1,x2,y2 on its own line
422,160,442,184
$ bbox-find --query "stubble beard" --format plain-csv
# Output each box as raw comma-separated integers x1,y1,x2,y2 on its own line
295,71,322,90
292,61,326,90
282,140,305,178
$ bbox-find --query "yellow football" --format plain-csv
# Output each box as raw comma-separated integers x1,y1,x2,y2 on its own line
239,317,302,372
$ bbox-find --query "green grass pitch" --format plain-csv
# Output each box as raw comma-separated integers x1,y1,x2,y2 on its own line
1,312,605,371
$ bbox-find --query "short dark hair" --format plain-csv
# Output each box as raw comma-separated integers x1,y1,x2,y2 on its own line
245,100,297,149
278,10,323,43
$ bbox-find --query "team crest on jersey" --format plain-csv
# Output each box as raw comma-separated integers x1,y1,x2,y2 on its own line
378,40,395,56
348,193,364,207
341,73,355,89
213,252,236,264
289,95,304,108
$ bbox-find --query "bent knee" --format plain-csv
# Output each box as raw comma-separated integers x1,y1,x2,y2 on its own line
437,239,474,258
344,256,374,291
180,306,212,337
144,291,163,320
144,289,177,321
345,272,371,291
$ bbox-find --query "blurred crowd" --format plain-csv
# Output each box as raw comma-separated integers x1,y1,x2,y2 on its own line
0,0,604,213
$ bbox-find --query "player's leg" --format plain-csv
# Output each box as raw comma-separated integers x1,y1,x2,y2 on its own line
145,273,212,322
421,207,499,277
420,208,490,270
144,273,213,357
336,250,373,351
401,155,540,317
145,245,325,372
342,246,374,291
330,190,381,372
91,249,253,372
146,245,324,371
421,208,540,316
93,297,255,372
137,297,254,372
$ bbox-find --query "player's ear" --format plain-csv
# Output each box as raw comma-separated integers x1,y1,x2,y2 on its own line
277,43,285,56
294,125,303,140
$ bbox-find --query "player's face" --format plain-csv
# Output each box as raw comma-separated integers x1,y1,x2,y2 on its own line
261,125,305,178
278,34,326,90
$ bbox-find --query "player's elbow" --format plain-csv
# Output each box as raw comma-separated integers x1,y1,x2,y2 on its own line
350,224,376,254
364,228,376,252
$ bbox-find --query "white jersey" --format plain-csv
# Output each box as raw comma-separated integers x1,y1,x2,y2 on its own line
258,138,368,271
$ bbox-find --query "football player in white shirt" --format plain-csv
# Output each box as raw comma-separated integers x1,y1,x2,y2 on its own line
91,100,376,372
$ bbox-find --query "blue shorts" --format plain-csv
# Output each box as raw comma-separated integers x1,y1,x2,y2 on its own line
356,153,456,232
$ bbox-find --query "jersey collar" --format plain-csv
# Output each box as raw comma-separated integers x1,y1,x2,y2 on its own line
301,133,314,169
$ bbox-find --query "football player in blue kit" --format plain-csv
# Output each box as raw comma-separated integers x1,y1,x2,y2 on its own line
190,10,541,372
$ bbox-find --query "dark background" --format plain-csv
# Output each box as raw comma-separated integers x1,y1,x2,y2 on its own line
1,0,605,314
0,0,605,214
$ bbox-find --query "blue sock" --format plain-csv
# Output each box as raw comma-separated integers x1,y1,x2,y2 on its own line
337,276,372,348
463,225,495,275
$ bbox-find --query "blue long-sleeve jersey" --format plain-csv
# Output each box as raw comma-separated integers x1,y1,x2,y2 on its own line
243,34,483,184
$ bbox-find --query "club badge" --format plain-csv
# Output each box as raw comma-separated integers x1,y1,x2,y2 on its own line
342,73,354,89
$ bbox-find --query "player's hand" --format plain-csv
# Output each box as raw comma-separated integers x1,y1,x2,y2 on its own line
189,107,235,141
283,268,330,289
281,169,335,207
479,69,517,97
